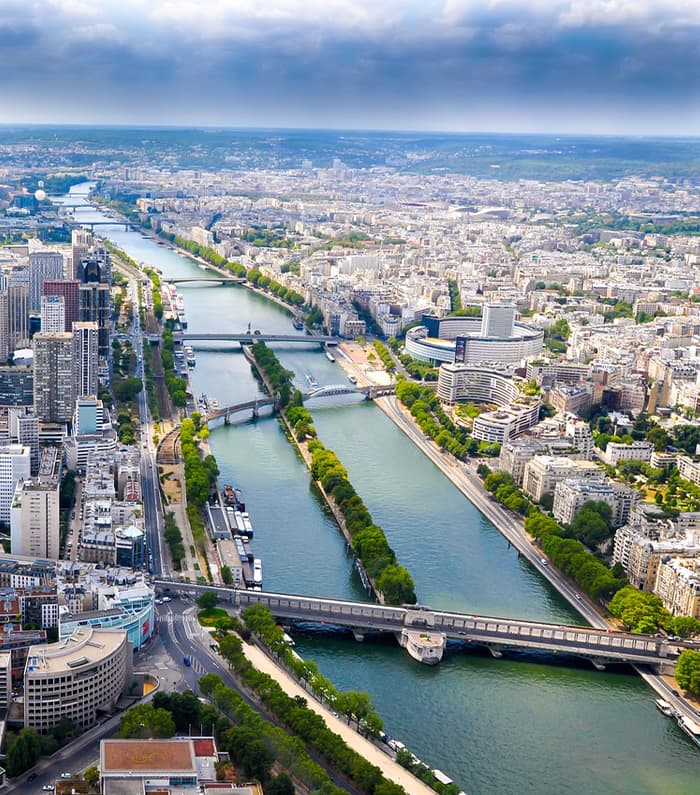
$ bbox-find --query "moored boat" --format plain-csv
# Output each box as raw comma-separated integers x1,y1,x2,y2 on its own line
655,698,674,717
399,627,446,665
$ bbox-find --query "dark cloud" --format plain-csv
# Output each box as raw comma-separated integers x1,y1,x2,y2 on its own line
0,2,697,133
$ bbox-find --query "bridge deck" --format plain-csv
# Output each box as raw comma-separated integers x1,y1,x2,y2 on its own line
153,582,676,666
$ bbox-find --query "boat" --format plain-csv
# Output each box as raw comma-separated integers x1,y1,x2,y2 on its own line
347,374,357,384
306,373,319,389
185,345,196,367
655,698,674,717
253,558,263,588
234,488,246,512
292,316,304,330
677,715,700,747
325,349,336,363
209,398,220,411
399,627,446,665
223,485,236,507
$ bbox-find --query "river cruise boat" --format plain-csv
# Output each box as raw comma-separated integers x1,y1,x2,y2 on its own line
325,349,336,363
655,698,674,717
399,627,446,665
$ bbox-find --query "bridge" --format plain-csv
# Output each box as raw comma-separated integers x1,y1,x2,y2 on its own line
62,217,133,231
180,332,342,345
152,582,679,671
202,385,395,424
164,276,244,285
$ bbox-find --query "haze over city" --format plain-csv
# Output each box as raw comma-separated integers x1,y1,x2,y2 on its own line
1,0,699,134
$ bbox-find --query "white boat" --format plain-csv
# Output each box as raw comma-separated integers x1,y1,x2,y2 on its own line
655,698,674,717
348,374,357,384
325,350,336,363
253,558,263,587
399,627,446,665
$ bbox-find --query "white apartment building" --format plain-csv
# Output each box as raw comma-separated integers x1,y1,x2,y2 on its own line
0,444,30,522
10,479,60,559
602,441,654,466
655,558,700,619
552,477,638,527
40,295,65,333
522,456,600,502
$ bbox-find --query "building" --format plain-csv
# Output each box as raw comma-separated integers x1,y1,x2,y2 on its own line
522,455,600,502
100,737,219,793
72,322,99,397
32,331,75,424
0,365,33,406
0,269,29,358
565,419,595,460
29,251,64,311
654,558,700,619
0,651,11,710
552,477,638,527
78,283,110,358
497,439,546,485
406,314,544,366
10,479,60,559
23,626,130,732
42,280,79,331
481,302,515,338
40,294,65,333
0,445,30,522
548,383,595,416
602,441,654,466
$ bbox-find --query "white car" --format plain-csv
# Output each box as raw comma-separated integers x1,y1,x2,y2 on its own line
42,786,55,792
60,772,72,778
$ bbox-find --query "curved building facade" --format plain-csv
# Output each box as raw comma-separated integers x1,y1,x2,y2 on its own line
437,363,541,443
405,312,544,366
24,626,130,732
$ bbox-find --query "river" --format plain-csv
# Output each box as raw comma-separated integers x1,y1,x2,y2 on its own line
60,184,699,794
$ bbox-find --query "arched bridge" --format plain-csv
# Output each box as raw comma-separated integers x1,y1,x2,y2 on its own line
181,332,341,345
164,276,244,285
152,582,680,671
202,384,396,424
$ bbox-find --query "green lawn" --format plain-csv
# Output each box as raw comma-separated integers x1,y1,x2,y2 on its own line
198,607,228,626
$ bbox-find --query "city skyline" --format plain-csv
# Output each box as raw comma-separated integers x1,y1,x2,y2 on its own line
1,1,698,135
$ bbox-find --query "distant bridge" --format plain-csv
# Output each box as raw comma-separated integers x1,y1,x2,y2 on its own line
181,332,341,345
63,217,132,231
201,384,394,425
164,276,244,285
152,583,680,671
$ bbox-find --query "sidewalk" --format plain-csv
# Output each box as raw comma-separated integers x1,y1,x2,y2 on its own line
238,641,437,795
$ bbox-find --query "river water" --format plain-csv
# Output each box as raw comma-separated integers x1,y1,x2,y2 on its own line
61,184,699,794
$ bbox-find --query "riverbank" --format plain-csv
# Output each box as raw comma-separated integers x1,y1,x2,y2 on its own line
374,394,700,728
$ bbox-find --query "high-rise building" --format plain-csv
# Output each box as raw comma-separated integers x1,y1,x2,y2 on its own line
42,280,80,331
28,251,64,311
72,322,99,398
0,444,30,522
76,246,111,285
10,478,60,559
0,268,30,359
79,283,110,358
40,295,65,333
71,229,93,277
480,302,516,338
32,332,75,424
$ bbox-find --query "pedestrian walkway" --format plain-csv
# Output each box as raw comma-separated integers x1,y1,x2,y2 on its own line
238,641,437,795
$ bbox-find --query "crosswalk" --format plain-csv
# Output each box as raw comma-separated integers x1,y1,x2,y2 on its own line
155,612,211,674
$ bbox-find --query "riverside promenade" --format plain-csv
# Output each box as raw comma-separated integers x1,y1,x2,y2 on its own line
238,640,437,795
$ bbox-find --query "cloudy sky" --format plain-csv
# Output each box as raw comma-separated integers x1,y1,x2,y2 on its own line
0,0,698,134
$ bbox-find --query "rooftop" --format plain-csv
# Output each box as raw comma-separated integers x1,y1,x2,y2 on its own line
101,738,197,775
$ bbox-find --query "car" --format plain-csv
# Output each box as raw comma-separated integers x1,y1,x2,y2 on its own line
61,772,72,779
154,598,163,605
162,596,171,603
27,772,37,782
540,558,548,565
183,656,191,666
574,594,581,600
42,786,55,791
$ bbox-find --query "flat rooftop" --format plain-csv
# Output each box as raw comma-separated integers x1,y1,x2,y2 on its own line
25,626,125,676
101,738,197,775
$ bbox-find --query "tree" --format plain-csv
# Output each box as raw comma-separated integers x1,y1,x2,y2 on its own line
117,703,175,739
5,728,41,777
84,766,100,787
675,649,700,695
376,564,416,605
197,591,219,611
221,565,233,585
266,773,295,795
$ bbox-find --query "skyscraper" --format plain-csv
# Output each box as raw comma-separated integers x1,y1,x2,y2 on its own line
42,280,80,331
40,295,65,333
10,478,60,559
32,332,75,424
79,283,110,358
0,268,30,356
480,302,516,338
72,321,99,398
29,251,64,311
71,229,93,277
